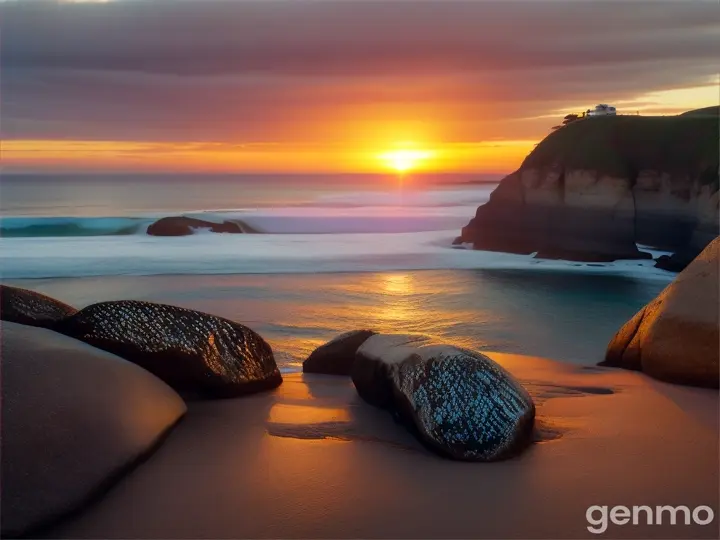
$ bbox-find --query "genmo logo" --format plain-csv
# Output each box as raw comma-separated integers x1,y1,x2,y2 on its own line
586,505,715,534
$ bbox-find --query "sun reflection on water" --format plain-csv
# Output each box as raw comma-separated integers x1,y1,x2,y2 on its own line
262,271,496,363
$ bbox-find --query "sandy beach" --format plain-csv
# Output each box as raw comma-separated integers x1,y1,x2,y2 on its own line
45,353,718,539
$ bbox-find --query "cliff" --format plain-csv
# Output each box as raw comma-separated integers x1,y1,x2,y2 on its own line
459,109,719,267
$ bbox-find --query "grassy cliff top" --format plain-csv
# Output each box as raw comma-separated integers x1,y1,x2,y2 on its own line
522,110,719,184
680,106,719,117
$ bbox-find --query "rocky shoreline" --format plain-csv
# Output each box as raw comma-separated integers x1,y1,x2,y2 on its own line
1,236,718,537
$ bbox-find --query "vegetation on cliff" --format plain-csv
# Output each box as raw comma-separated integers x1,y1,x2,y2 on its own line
522,110,719,184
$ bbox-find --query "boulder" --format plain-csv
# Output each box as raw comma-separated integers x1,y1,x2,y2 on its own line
352,334,535,461
55,300,282,399
602,237,720,388
146,216,259,236
352,334,430,408
302,330,376,376
1,322,186,537
0,284,77,329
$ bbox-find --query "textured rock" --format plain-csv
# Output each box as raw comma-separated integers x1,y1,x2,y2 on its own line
0,284,77,329
352,334,430,408
352,334,535,461
459,113,719,266
55,300,282,398
302,330,376,376
146,216,259,236
602,237,720,388
1,322,186,538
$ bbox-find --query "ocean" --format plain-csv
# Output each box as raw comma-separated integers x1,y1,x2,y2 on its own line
0,172,672,369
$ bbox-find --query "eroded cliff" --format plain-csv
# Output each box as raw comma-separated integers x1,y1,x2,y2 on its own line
460,109,719,268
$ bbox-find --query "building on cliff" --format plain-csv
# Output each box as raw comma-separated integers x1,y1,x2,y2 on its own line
587,104,617,116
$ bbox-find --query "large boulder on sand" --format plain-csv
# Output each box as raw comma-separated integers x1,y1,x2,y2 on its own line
0,322,186,537
55,300,282,399
0,284,77,329
352,334,535,461
302,330,376,375
602,237,719,388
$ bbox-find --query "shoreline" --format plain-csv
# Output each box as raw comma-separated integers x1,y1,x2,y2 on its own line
0,270,670,370
46,354,719,539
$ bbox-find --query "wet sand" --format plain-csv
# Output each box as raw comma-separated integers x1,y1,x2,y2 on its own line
48,353,719,539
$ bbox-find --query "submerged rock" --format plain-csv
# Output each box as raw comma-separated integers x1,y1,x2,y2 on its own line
602,237,719,388
55,300,282,398
352,334,535,461
1,322,186,538
303,330,376,376
146,216,259,236
0,284,77,329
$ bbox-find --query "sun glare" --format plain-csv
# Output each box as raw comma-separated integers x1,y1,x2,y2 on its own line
380,149,433,173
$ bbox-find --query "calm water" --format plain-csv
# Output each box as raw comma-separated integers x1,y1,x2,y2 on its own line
8,269,665,369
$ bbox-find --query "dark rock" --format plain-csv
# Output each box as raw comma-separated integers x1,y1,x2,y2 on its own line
0,284,77,329
146,216,258,236
302,330,376,376
352,334,535,461
352,334,429,408
1,322,186,538
459,113,719,262
654,254,689,272
459,172,537,255
55,300,282,399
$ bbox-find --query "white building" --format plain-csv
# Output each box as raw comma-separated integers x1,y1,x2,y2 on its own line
587,104,617,116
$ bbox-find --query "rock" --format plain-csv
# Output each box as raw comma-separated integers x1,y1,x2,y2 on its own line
654,254,688,272
602,237,720,388
352,334,430,408
603,306,646,370
633,170,697,251
0,322,186,537
460,172,536,255
55,300,282,398
352,334,535,461
0,284,77,329
302,330,376,376
459,112,719,263
146,216,259,236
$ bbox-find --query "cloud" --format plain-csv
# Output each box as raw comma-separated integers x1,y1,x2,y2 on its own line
1,0,718,144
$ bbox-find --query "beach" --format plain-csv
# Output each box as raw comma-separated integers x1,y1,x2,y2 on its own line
2,176,716,539
45,355,719,539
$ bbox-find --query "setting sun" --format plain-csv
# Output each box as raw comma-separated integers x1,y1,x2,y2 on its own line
380,149,433,173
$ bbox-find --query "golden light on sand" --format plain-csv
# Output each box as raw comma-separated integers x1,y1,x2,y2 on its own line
267,404,350,425
380,149,433,173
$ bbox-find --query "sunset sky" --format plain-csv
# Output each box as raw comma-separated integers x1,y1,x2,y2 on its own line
1,0,718,174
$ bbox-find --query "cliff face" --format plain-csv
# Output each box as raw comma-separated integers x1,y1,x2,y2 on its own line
460,110,719,267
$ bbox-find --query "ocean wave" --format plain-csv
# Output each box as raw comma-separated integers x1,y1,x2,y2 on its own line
0,217,151,238
0,206,477,238
0,229,676,280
